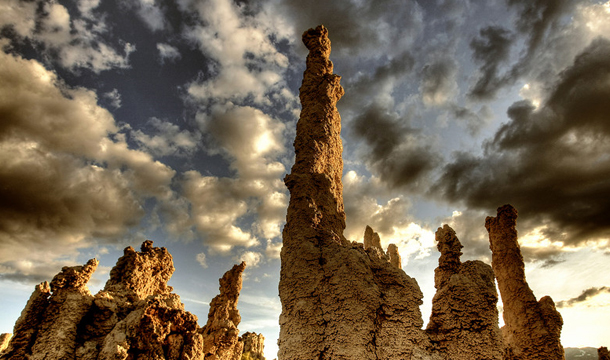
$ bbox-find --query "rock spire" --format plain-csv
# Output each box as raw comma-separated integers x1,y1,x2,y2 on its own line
486,205,565,360
426,225,504,359
278,25,434,360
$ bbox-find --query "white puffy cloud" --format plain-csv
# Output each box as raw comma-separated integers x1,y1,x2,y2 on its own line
131,118,201,157
157,43,181,63
236,251,263,268
0,51,176,283
182,0,292,107
0,0,134,73
130,0,166,32
104,89,122,109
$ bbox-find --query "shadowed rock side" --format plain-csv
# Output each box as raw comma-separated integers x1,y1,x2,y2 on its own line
239,332,266,360
0,241,247,360
426,225,503,359
486,205,565,360
599,347,610,360
278,25,435,360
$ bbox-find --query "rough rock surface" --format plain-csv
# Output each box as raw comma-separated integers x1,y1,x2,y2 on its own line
1,241,246,360
278,25,436,360
486,205,565,360
599,347,610,360
239,332,265,360
201,262,246,360
426,225,503,359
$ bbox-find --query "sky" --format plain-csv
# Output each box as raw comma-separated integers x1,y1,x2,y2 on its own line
1,0,610,358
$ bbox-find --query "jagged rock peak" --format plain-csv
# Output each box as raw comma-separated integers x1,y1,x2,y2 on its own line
103,239,174,301
434,224,463,290
201,261,246,360
486,204,565,360
240,332,266,360
363,225,382,250
599,347,610,360
50,258,98,293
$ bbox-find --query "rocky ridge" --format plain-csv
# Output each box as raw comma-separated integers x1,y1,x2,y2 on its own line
0,241,256,360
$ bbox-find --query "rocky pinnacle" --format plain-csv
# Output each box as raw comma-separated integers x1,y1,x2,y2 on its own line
486,205,565,360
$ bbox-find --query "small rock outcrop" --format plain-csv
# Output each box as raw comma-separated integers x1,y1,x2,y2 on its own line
201,262,246,360
364,225,383,250
599,347,610,360
239,332,266,360
486,205,565,360
278,25,436,360
426,225,503,359
0,241,247,360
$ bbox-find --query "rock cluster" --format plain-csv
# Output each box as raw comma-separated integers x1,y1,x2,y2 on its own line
486,205,565,360
0,241,250,360
279,25,566,360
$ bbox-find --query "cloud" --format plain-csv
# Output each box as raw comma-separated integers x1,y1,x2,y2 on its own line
0,0,135,73
131,117,201,157
420,57,458,106
236,251,263,268
183,0,291,107
196,252,208,269
556,286,610,308
157,43,181,63
129,0,166,32
432,37,610,248
352,104,442,190
267,0,423,59
468,25,514,100
104,89,122,109
0,51,177,284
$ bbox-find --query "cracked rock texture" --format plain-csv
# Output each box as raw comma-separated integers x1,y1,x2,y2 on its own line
239,332,266,360
426,225,503,359
278,25,436,360
486,205,565,360
1,241,246,360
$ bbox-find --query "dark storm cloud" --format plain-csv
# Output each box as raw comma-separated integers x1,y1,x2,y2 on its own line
273,0,422,57
353,104,441,189
433,37,610,247
556,286,610,308
468,26,514,100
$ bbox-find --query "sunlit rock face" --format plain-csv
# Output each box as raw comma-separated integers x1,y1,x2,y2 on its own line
486,205,565,360
0,241,246,360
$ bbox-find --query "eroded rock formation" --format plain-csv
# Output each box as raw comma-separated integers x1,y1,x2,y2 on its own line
240,332,266,360
1,241,246,360
278,25,435,360
486,205,565,360
426,225,503,359
599,347,610,360
201,262,246,360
